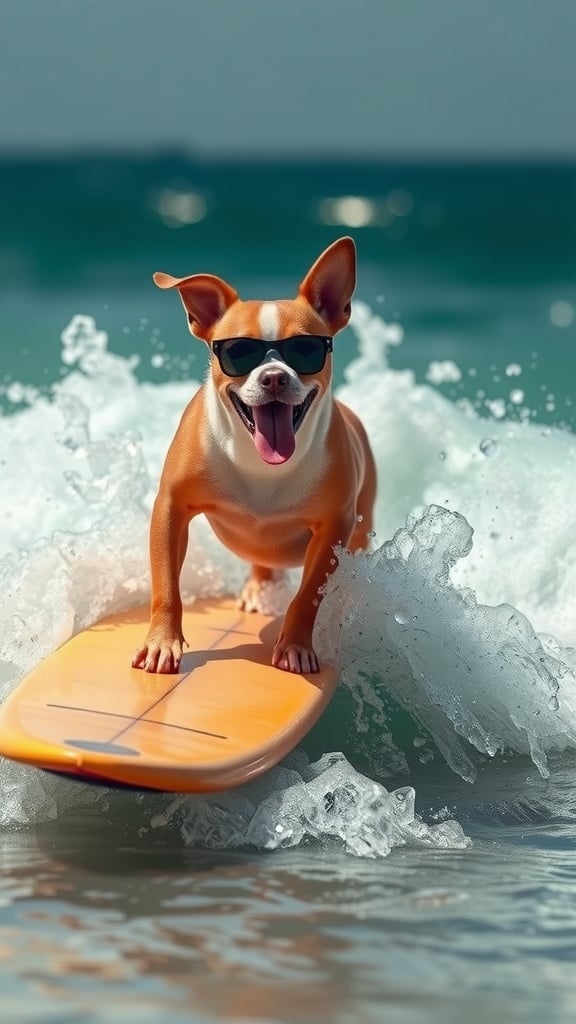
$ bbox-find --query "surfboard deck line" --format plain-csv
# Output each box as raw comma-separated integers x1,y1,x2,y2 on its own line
46,703,228,741
54,613,249,750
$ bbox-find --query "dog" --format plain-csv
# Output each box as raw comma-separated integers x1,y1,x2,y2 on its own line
132,237,376,675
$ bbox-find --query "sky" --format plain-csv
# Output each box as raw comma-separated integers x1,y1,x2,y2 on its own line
1,0,575,157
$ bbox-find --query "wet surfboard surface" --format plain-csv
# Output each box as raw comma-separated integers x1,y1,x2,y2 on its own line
0,598,337,793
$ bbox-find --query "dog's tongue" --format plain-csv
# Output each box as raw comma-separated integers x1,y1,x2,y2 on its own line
252,402,295,464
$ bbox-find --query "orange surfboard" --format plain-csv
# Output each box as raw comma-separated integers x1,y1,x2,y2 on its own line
0,599,337,793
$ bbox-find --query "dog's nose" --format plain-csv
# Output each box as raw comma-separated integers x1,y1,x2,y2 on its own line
260,368,289,391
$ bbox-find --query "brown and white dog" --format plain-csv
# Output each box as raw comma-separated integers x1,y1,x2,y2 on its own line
132,237,376,675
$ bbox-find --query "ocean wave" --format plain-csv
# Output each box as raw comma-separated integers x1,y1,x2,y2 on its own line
1,306,575,849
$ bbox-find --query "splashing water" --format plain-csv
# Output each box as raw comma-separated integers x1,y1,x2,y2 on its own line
170,751,469,858
1,307,576,853
315,505,576,782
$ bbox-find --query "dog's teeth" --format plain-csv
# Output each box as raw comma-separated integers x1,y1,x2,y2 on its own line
292,390,317,432
230,392,256,433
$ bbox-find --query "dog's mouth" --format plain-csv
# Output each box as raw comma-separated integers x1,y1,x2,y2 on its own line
229,389,318,465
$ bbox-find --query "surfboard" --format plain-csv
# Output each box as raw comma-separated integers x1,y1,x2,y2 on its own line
0,598,337,793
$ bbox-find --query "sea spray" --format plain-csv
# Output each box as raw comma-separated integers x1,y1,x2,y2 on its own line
343,301,576,642
315,504,576,781
165,751,470,858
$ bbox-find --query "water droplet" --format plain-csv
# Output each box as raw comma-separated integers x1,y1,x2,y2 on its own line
413,736,426,748
394,608,410,625
438,450,447,461
479,438,498,457
548,694,560,712
387,189,414,217
509,389,524,405
505,363,522,377
356,514,364,523
485,398,506,420
549,300,575,328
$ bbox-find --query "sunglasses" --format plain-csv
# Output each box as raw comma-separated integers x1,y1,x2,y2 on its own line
211,335,333,378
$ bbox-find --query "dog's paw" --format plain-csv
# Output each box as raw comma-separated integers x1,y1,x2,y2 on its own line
272,639,319,675
237,580,262,613
132,636,184,674
237,571,292,616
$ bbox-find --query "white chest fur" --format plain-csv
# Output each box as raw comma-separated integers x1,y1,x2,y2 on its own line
204,377,332,516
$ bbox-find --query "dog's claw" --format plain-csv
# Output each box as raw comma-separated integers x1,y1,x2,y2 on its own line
272,641,319,675
132,640,183,675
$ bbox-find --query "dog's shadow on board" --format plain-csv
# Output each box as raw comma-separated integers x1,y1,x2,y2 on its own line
177,621,329,691
179,642,272,673
177,616,277,671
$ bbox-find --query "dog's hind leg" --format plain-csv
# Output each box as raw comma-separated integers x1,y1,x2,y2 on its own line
238,565,292,615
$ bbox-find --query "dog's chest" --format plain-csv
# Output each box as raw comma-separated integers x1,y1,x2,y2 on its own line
202,462,320,566
208,462,319,518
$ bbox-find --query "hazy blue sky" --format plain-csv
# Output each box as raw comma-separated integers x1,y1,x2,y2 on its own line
1,0,574,156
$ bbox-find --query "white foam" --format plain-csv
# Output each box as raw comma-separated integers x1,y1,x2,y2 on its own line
172,751,470,858
341,302,576,645
1,307,576,847
315,506,576,782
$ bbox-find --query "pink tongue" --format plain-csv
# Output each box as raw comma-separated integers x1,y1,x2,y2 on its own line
252,402,295,464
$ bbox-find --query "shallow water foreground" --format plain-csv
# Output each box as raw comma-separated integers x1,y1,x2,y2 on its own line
1,753,576,1024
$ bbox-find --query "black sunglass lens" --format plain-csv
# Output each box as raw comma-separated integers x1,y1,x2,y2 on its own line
220,339,262,376
284,337,326,372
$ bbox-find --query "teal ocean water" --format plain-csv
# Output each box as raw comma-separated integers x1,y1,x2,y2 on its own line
1,154,576,1022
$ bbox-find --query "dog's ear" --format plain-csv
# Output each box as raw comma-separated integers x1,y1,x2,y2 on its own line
153,272,238,338
298,237,356,333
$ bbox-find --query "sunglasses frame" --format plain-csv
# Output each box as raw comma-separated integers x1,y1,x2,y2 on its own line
211,335,333,378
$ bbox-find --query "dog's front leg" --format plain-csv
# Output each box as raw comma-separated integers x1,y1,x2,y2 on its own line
272,517,353,674
132,494,193,674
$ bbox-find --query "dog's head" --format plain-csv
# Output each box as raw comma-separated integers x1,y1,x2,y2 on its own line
153,237,356,466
